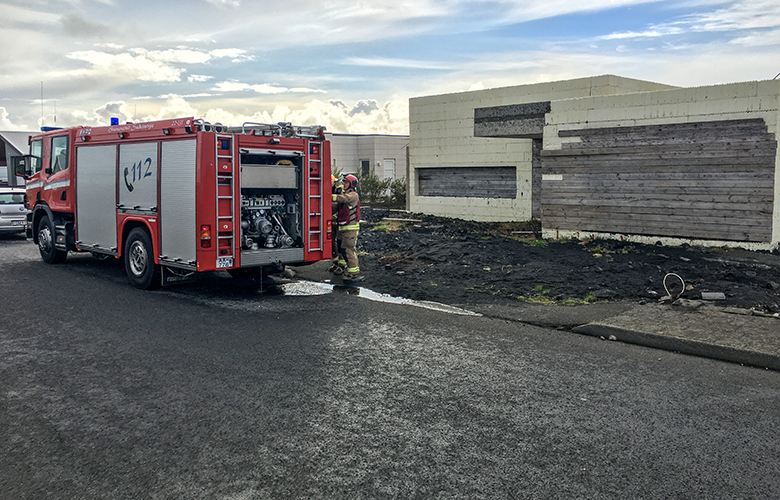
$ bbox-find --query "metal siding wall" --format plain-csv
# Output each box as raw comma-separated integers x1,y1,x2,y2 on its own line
75,145,117,250
160,140,197,264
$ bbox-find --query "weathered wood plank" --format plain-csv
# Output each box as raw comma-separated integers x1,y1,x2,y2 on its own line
542,198,774,212
542,203,773,217
542,215,771,241
542,143,777,157
557,118,772,138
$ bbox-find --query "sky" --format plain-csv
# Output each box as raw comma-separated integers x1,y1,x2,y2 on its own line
1,0,779,134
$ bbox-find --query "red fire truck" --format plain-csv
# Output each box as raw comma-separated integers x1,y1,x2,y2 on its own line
14,117,332,289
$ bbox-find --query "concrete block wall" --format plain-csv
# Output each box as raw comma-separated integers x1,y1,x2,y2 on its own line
409,75,676,221
542,79,780,249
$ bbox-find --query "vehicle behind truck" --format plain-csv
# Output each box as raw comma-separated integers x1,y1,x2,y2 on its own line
14,117,332,289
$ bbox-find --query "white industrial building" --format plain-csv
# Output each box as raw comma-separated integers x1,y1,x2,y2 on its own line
326,132,409,181
0,130,33,186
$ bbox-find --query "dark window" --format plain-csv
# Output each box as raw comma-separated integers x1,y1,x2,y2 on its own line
417,166,517,199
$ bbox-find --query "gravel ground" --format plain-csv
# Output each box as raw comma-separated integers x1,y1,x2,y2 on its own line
354,207,780,313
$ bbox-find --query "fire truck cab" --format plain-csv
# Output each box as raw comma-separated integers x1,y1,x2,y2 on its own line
15,117,332,289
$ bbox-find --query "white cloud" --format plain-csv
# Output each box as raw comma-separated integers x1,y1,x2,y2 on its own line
145,97,410,135
686,0,780,32
205,0,241,6
209,48,254,62
0,107,27,131
602,0,780,40
600,27,684,40
730,28,780,46
149,95,200,120
343,57,455,70
188,74,213,83
65,50,183,81
130,48,212,64
212,81,325,94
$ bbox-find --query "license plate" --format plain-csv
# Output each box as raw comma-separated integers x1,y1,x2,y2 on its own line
216,257,233,268
11,220,24,226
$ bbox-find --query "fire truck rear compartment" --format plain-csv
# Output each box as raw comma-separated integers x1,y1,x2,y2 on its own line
236,149,305,267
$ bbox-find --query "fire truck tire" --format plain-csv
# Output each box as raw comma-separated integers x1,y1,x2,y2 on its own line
37,215,67,264
124,228,161,290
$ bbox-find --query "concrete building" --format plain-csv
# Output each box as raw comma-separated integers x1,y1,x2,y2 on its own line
327,132,409,181
0,131,33,186
409,75,780,249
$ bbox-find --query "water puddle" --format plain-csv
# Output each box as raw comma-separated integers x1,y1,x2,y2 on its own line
277,280,481,317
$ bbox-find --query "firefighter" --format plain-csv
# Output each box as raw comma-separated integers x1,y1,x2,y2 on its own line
329,174,347,274
332,174,363,282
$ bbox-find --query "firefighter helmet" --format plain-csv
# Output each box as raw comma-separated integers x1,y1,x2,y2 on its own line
344,174,358,191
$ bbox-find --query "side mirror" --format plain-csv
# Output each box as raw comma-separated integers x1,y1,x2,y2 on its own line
11,156,31,180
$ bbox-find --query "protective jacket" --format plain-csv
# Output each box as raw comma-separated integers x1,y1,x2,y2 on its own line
334,190,360,231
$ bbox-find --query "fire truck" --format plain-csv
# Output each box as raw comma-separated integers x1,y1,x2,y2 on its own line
14,117,332,289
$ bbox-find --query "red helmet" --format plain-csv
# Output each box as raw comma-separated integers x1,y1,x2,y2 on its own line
344,174,358,191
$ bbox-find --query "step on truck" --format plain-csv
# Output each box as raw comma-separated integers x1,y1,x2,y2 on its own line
14,117,332,289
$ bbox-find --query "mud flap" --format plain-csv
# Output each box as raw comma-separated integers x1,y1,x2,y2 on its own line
161,265,196,286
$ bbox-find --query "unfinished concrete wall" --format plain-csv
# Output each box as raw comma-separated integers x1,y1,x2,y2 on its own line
541,80,780,249
409,75,676,222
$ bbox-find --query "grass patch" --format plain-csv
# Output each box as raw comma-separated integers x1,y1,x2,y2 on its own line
370,221,406,232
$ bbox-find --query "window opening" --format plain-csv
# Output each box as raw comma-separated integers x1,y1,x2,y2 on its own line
51,135,69,173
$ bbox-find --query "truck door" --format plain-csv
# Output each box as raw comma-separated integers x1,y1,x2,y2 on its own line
44,134,73,213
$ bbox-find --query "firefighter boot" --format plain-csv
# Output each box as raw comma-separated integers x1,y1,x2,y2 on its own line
342,272,365,283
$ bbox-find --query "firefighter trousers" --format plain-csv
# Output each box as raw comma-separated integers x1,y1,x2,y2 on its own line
332,225,345,266
339,228,359,274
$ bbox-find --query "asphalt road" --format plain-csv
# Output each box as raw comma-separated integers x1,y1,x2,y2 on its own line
2,235,780,499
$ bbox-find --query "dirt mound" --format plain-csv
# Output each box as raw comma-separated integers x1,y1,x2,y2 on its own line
356,208,780,313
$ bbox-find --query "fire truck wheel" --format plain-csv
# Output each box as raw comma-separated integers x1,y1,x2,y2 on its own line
37,215,67,264
124,228,161,290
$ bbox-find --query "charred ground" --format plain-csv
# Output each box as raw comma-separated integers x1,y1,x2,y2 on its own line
355,208,780,314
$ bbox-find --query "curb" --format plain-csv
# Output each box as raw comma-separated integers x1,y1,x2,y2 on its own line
572,323,780,372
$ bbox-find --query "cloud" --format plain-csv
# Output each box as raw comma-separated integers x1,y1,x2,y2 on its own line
0,107,27,131
348,100,379,117
61,13,110,38
188,74,213,83
685,0,780,32
212,80,326,94
343,57,455,70
130,48,212,64
205,0,241,6
729,28,780,46
93,101,134,123
601,0,780,41
65,50,183,81
209,48,254,62
143,97,410,135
